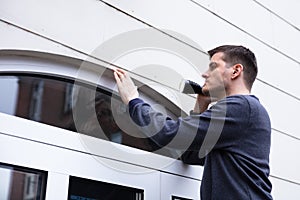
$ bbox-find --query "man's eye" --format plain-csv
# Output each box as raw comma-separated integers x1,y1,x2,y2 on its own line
209,63,217,70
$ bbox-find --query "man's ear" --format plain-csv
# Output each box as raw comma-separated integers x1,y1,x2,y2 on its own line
231,64,243,79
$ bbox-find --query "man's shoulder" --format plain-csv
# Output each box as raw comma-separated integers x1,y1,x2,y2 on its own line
216,95,256,109
213,95,264,117
226,94,258,102
224,95,262,109
224,95,270,125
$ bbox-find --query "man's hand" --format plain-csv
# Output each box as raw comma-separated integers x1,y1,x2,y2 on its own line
193,94,218,114
114,68,139,105
193,94,211,113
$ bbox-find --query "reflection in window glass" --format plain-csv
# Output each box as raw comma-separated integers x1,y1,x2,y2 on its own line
0,163,47,200
68,176,144,200
172,195,193,200
0,76,18,115
0,74,172,156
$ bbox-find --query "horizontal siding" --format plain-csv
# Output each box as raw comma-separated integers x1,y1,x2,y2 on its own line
107,0,300,98
193,0,300,63
270,176,300,199
255,0,300,29
253,80,300,140
270,129,300,184
0,0,146,55
0,20,84,59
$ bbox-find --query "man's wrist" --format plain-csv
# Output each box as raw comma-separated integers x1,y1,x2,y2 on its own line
128,98,143,106
190,110,200,115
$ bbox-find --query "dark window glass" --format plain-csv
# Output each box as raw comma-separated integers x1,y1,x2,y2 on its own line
172,195,193,200
68,176,143,200
0,163,47,200
0,74,173,156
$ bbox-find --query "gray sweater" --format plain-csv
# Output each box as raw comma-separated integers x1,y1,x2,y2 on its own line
129,95,272,200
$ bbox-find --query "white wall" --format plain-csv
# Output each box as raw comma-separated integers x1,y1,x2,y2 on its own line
1,0,300,198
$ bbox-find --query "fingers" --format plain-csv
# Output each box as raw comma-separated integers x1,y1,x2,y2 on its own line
113,68,139,105
113,68,127,80
113,67,131,88
113,71,121,83
114,68,126,77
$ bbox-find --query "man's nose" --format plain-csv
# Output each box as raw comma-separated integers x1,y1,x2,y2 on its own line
202,72,208,79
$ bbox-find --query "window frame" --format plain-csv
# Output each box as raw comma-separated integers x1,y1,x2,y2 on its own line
0,50,202,180
0,162,48,200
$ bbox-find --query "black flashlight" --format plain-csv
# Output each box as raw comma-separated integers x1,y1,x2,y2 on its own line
180,79,203,94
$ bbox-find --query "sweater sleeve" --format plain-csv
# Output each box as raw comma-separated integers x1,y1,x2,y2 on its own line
180,150,206,166
128,98,181,148
128,96,251,159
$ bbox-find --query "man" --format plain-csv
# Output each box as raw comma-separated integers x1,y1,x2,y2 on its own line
114,45,273,199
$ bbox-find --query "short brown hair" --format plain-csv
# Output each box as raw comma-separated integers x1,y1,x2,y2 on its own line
208,45,258,90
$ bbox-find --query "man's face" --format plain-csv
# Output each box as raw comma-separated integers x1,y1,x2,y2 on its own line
201,52,232,98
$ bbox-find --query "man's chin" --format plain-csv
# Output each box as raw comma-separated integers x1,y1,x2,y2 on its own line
202,88,223,99
202,88,210,96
